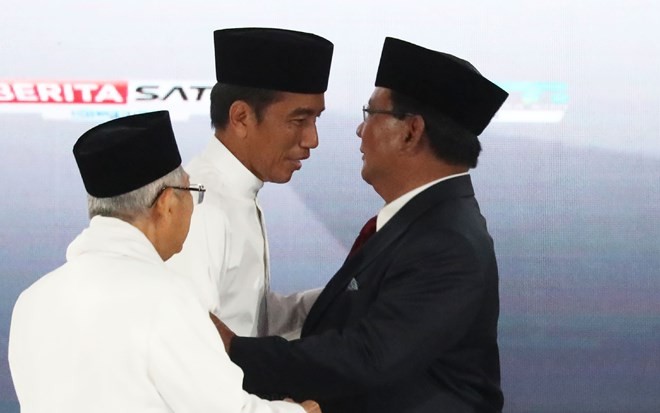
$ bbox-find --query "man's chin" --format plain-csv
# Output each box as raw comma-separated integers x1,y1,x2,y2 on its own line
270,171,295,184
361,167,371,185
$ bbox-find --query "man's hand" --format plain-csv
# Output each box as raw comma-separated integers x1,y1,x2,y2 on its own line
285,398,321,413
208,314,320,412
299,400,322,413
209,313,235,353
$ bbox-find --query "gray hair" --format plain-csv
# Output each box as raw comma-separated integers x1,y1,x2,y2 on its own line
87,166,187,220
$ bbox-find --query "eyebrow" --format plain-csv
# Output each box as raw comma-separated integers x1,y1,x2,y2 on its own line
289,107,325,117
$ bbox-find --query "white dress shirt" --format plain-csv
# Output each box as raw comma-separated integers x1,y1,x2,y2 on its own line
168,137,319,338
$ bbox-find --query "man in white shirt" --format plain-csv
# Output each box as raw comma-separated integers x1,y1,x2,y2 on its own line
8,111,319,413
168,28,333,338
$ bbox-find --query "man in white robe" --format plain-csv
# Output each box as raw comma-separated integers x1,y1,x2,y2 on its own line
8,111,319,413
168,28,333,338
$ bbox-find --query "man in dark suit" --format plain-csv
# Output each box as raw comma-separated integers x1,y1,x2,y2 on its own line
211,37,509,413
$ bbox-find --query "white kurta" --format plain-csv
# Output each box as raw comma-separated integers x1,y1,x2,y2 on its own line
167,137,320,338
8,216,302,413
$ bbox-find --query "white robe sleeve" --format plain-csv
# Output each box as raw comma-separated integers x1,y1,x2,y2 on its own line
167,202,229,316
265,287,323,339
147,284,304,413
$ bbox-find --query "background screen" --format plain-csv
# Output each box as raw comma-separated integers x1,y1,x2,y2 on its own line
2,1,659,412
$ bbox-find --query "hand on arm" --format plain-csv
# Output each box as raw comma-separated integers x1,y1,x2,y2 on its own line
230,234,487,400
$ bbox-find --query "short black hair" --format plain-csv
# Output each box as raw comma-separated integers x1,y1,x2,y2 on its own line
210,83,282,130
390,90,482,168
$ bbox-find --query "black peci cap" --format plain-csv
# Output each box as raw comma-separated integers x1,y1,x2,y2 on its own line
73,111,182,198
375,37,508,136
214,27,334,94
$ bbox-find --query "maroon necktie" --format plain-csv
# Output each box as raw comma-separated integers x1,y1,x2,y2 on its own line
347,216,378,258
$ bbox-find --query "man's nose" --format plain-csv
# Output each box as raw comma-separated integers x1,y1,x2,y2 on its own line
356,122,365,138
302,123,319,149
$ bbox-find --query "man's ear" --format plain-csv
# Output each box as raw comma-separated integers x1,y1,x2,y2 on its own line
152,188,176,221
401,114,426,152
228,100,252,138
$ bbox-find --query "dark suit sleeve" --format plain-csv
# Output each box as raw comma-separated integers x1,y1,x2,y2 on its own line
230,230,489,401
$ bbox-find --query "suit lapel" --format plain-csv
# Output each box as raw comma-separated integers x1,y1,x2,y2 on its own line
303,176,475,335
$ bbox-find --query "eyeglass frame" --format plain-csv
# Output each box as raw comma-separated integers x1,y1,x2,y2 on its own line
362,105,417,122
149,184,206,207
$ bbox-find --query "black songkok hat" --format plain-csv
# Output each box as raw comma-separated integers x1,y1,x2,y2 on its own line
73,111,182,198
375,37,508,136
214,27,333,93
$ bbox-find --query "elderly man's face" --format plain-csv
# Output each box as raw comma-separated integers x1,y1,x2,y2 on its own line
245,92,324,183
356,87,409,189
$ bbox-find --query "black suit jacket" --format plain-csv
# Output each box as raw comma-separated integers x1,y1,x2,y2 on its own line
231,176,503,412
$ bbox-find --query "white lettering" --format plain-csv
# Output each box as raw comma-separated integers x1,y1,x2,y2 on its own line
94,84,123,103
73,83,98,102
0,84,14,101
13,83,38,102
36,84,63,102
62,84,74,102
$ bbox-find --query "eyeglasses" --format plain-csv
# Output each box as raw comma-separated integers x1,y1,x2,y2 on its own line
362,105,416,122
149,184,206,207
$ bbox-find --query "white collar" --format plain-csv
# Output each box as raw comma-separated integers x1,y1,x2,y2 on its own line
376,172,470,231
203,136,264,199
66,216,163,265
